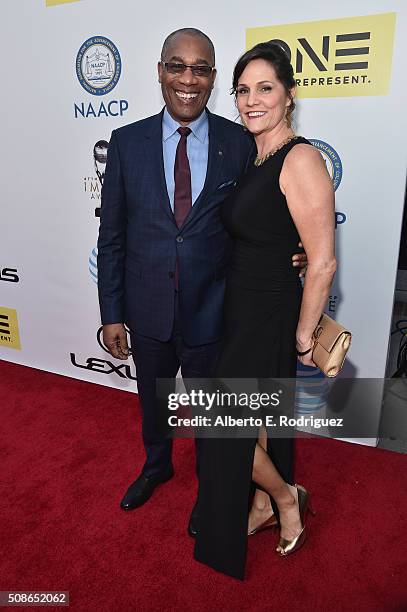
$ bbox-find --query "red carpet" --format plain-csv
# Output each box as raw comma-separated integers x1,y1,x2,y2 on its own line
1,361,406,611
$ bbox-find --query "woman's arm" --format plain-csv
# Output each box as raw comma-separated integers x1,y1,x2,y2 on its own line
280,144,337,366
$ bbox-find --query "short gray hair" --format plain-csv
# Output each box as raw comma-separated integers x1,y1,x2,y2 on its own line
161,28,215,65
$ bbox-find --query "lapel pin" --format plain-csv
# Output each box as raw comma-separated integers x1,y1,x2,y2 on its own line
218,150,223,156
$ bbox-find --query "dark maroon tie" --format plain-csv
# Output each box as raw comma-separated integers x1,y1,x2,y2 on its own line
174,127,192,228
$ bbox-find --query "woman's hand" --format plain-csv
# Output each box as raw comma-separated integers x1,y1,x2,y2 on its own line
296,338,316,368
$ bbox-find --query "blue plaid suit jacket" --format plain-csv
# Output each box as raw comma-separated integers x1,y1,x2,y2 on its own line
97,108,254,346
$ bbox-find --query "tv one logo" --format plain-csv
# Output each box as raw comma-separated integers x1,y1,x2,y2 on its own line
246,12,396,98
0,307,21,350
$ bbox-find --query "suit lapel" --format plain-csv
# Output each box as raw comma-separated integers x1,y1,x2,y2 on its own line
181,109,224,229
144,108,176,224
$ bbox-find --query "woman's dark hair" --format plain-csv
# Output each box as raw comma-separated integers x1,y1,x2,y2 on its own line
232,42,296,126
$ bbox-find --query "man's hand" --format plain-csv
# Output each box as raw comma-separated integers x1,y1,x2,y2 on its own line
102,323,129,360
292,241,308,278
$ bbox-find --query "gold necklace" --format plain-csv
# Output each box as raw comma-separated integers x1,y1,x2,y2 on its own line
254,134,299,167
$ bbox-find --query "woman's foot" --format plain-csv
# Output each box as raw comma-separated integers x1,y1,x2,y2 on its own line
276,484,303,552
276,484,311,556
248,489,278,535
248,504,277,535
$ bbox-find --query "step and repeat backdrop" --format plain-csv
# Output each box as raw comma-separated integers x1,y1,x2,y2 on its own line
1,0,406,442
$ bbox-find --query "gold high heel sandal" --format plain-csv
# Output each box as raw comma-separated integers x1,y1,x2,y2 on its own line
276,484,315,556
248,512,278,536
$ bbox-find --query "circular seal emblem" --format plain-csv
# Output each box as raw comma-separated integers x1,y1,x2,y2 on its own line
309,140,343,192
76,36,121,96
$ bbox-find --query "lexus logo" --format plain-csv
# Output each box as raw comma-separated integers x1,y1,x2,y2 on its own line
0,268,19,283
70,326,135,381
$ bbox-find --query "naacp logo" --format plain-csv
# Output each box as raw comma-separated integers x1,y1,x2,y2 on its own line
309,140,343,192
76,36,121,96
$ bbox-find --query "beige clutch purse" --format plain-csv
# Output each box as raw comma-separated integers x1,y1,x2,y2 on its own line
312,313,352,377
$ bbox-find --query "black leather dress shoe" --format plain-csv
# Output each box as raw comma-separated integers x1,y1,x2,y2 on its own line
188,502,199,538
120,469,174,510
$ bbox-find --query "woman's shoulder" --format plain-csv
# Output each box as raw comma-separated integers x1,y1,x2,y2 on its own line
283,139,324,172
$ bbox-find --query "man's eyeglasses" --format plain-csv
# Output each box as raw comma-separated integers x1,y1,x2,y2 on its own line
161,62,214,77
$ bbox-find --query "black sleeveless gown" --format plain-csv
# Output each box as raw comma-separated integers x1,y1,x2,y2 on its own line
194,137,311,580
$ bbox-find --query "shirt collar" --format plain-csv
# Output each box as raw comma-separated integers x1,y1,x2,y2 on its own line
162,107,208,144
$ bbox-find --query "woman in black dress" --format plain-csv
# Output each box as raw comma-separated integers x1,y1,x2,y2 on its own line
194,43,336,579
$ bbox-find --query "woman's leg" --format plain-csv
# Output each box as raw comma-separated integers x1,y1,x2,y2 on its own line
252,442,302,543
248,426,275,533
